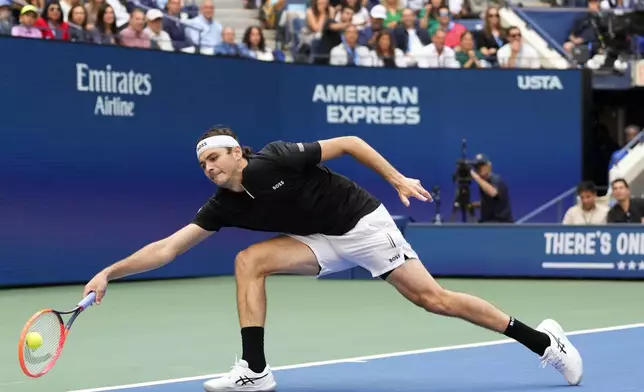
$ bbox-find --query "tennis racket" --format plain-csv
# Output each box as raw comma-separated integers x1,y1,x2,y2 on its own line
18,291,98,378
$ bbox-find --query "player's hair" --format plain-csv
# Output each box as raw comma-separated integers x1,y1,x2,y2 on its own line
197,126,253,159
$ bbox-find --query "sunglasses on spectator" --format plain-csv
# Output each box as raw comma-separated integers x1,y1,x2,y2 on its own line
439,10,449,16
487,13,498,17
509,32,521,38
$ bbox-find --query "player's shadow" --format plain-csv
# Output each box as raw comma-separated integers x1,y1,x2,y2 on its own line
282,381,572,392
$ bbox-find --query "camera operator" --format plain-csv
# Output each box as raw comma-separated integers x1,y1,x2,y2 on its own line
470,154,514,223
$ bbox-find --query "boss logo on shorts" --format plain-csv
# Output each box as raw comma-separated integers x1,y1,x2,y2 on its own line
388,253,401,263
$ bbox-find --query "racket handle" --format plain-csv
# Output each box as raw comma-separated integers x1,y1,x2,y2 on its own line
78,292,97,310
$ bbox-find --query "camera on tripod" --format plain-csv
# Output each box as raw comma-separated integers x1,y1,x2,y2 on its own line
449,138,480,223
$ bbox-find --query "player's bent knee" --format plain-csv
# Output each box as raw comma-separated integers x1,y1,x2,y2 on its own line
234,248,263,277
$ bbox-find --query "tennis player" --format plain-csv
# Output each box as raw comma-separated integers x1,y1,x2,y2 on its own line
83,126,583,391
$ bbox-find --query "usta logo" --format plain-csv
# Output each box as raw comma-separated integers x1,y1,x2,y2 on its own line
517,75,563,90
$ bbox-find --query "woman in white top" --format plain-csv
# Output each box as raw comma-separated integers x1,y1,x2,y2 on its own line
242,26,274,61
366,30,406,67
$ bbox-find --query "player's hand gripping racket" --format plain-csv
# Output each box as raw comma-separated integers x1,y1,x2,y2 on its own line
18,291,99,378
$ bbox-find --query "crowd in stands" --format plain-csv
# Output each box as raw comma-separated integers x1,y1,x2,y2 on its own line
0,0,279,60
0,0,552,68
0,0,639,67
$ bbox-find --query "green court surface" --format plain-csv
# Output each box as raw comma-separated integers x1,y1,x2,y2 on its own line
1,276,643,392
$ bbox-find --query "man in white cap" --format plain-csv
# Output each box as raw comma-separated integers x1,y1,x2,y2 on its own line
358,3,386,47
145,8,174,51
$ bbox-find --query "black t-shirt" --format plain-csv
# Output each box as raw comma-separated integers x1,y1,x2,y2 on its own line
479,173,513,223
192,141,381,236
607,198,644,223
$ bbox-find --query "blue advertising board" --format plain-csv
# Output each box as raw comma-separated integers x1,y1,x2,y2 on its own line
0,38,588,287
403,224,644,279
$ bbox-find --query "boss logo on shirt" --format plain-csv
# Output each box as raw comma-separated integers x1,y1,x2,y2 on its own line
272,181,284,190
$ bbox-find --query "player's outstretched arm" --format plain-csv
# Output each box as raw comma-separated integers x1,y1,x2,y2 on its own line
318,136,432,207
83,224,213,303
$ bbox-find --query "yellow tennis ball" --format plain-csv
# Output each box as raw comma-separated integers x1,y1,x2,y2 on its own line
25,332,43,350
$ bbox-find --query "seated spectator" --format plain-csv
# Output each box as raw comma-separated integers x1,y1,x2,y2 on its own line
34,0,69,40
340,0,369,29
91,3,120,45
330,24,369,65
187,0,223,52
358,4,384,48
393,7,430,65
145,8,173,51
214,27,250,57
105,0,129,29
59,0,78,22
418,0,443,32
417,28,460,67
562,181,608,225
259,0,285,31
11,5,41,38
381,0,402,28
427,6,466,48
474,6,506,64
298,0,336,58
455,31,486,67
84,0,104,29
365,29,406,67
0,0,14,35
497,26,540,69
163,0,192,51
563,0,602,63
315,5,354,64
120,8,150,48
607,179,644,223
68,5,91,42
242,25,274,61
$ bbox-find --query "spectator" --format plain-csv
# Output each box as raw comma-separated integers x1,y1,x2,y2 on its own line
417,28,460,67
242,25,274,61
403,0,425,15
68,5,91,42
315,5,353,64
84,0,104,29
358,3,384,47
606,179,644,223
609,125,641,169
474,6,506,63
393,7,430,65
299,0,335,57
187,0,223,52
562,181,608,225
145,8,173,51
381,0,402,28
365,29,406,67
497,25,540,69
427,5,466,48
34,1,69,40
418,0,443,31
214,27,249,57
59,0,78,22
341,0,369,29
91,3,119,45
163,0,192,51
105,0,129,28
455,31,486,68
563,0,602,63
0,0,14,36
330,24,369,65
11,4,41,38
120,8,151,48
460,0,493,19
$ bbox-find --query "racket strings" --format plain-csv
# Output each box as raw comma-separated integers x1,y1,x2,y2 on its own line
22,312,63,375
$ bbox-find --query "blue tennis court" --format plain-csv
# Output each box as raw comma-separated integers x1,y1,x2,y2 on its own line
70,324,643,392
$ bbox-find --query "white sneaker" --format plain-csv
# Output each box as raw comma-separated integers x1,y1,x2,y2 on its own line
203,359,277,392
536,319,583,386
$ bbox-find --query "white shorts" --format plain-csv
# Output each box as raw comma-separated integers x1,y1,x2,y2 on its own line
287,204,419,278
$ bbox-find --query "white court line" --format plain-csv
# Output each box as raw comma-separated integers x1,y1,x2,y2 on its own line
69,322,644,392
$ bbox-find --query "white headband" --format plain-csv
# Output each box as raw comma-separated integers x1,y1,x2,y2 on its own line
196,135,240,158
